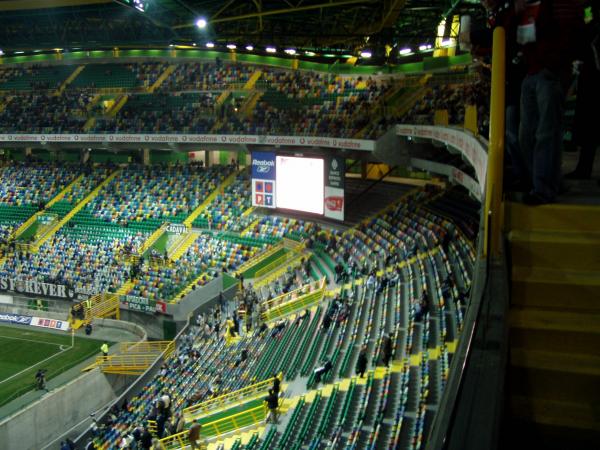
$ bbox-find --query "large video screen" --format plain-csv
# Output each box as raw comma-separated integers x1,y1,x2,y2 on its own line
276,156,324,214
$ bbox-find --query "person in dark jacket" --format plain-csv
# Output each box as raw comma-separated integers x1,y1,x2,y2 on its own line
265,389,280,423
356,346,368,378
381,334,393,367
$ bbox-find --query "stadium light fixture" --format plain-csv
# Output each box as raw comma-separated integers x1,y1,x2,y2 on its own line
245,45,254,51
266,46,277,53
14,51,24,54
284,48,296,55
196,18,207,29
227,44,237,50
441,39,453,47
304,51,316,57
206,42,215,48
360,50,372,58
0,50,4,56
399,48,412,55
418,44,428,51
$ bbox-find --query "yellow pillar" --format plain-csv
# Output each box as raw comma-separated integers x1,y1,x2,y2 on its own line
483,27,506,258
464,104,478,135
230,51,237,62
292,58,299,70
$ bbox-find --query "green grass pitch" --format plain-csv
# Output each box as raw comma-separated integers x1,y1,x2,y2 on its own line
0,324,107,408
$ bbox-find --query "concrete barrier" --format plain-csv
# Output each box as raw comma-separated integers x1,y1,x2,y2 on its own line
0,368,127,450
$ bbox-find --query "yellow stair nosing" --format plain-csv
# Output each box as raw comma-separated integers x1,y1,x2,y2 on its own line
512,266,600,285
509,395,600,431
508,229,600,244
510,348,600,376
510,308,600,334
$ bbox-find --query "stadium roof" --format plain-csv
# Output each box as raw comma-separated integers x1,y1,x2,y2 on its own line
0,0,484,60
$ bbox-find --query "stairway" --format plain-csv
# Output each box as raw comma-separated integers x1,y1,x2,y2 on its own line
55,65,85,95
243,70,263,90
183,171,238,228
148,64,176,93
504,202,600,447
31,169,121,250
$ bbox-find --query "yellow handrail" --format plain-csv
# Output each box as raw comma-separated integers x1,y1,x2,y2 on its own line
254,243,305,279
483,26,506,258
234,241,284,275
183,373,281,420
160,405,266,449
260,277,325,312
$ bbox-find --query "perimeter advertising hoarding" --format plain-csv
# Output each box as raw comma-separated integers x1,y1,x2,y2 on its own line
324,156,345,221
251,151,276,208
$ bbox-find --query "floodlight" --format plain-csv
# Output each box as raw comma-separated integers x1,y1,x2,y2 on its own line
196,18,207,29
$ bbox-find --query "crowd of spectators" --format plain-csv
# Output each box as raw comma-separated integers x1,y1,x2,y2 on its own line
128,234,262,301
86,164,232,225
0,230,141,295
0,161,78,206
0,90,94,133
158,61,254,92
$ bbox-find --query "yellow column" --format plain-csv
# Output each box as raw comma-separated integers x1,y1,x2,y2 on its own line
483,27,506,258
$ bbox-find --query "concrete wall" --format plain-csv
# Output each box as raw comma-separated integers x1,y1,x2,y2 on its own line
0,369,126,450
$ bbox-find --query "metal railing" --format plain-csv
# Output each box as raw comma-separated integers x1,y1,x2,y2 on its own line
261,277,327,322
183,373,281,421
159,405,266,449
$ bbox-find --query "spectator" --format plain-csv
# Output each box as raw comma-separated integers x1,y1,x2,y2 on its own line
265,388,280,424
188,420,204,450
313,359,332,384
518,0,585,204
381,334,393,367
356,346,368,378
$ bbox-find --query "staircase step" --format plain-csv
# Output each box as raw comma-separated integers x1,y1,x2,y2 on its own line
509,365,600,404
508,230,600,271
508,395,600,432
511,266,600,311
505,202,600,233
510,328,600,356
509,308,600,335
510,348,600,376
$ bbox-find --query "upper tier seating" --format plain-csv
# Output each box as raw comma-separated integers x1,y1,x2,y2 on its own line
0,65,74,91
93,92,218,134
69,62,167,89
158,62,254,91
0,91,94,133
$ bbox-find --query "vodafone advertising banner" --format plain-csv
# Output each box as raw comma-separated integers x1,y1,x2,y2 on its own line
324,157,345,221
0,134,375,151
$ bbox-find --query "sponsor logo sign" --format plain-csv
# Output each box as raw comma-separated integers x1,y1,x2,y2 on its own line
252,151,276,208
31,316,70,331
0,313,32,326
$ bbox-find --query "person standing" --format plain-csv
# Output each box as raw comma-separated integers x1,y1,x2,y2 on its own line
518,0,585,204
188,420,204,450
356,346,368,378
265,389,280,424
381,334,393,367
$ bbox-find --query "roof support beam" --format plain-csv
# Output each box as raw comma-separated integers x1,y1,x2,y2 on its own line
173,0,377,29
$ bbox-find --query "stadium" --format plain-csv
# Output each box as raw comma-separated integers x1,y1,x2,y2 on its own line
0,1,598,449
